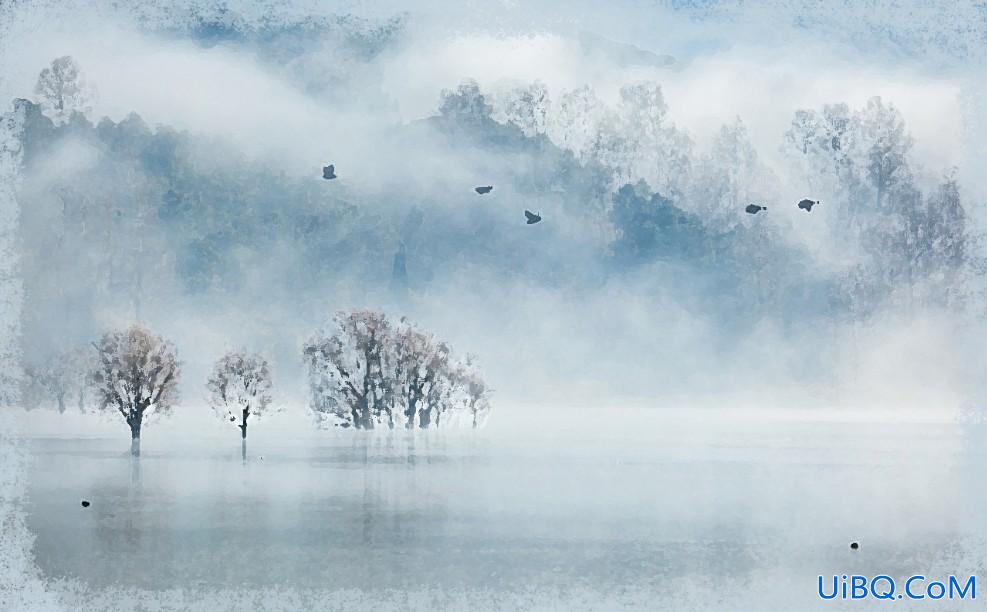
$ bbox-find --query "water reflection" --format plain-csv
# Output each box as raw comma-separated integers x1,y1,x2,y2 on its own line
23,422,987,591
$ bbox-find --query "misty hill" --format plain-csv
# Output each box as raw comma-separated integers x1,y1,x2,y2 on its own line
7,55,971,382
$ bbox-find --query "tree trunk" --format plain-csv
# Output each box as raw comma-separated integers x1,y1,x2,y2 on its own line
405,396,417,429
56,392,66,414
355,394,372,429
129,416,142,457
240,410,248,461
404,385,422,429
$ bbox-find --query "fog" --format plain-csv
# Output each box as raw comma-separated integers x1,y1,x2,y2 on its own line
1,1,987,610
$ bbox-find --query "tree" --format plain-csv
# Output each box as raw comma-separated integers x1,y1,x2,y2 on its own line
91,325,180,456
857,97,913,214
304,310,394,429
923,174,966,292
393,321,451,429
589,109,633,188
206,351,273,459
34,56,92,125
781,97,962,313
609,181,708,264
451,356,491,429
22,348,91,413
867,172,967,307
784,102,865,229
785,97,913,231
496,81,551,137
691,118,773,232
438,79,493,127
304,310,491,430
617,81,692,197
550,85,606,162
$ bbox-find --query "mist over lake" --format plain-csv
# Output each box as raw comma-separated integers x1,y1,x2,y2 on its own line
2,1,987,610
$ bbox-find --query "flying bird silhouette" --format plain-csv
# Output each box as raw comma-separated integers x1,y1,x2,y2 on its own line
81,500,90,508
797,198,819,212
525,210,542,224
745,204,767,214
322,164,337,180
475,186,493,194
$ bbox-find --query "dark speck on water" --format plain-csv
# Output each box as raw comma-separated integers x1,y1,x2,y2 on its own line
850,542,859,550
80,500,90,508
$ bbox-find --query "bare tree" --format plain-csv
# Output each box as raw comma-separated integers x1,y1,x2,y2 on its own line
34,56,92,124
91,325,180,456
207,351,273,459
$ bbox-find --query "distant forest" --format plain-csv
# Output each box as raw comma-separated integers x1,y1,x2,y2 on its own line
0,14,976,408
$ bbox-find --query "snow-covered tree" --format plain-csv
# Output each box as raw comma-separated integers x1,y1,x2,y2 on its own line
690,118,774,231
34,56,93,125
785,102,865,230
496,81,551,137
550,85,606,162
207,351,273,458
91,325,180,456
304,310,491,430
785,97,913,230
784,96,965,312
450,355,491,429
491,80,695,197
923,174,967,289
393,321,450,429
588,109,633,188
304,310,394,429
616,81,692,197
857,97,913,215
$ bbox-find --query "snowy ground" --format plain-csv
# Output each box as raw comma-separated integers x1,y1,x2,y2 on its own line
5,407,987,610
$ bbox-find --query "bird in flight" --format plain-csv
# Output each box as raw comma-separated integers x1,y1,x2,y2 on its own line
525,210,542,224
322,164,337,180
797,199,819,212
475,185,493,194
745,204,767,214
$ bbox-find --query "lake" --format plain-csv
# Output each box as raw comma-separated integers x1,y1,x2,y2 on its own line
17,411,987,609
